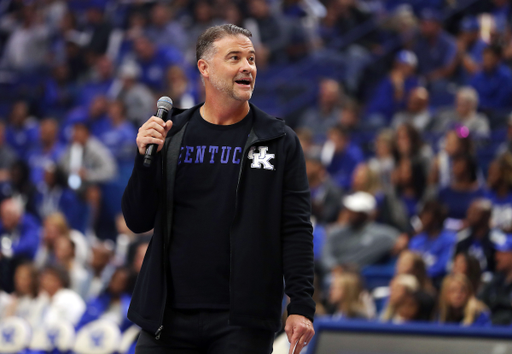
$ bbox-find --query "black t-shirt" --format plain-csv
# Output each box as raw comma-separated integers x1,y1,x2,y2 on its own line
169,107,253,309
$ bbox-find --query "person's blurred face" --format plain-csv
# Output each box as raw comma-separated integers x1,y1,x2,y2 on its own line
89,96,108,118
319,79,341,108
375,135,392,158
396,126,411,156
455,95,474,118
389,280,406,305
452,254,469,275
346,209,368,228
40,119,58,146
54,236,74,262
451,158,468,181
10,102,28,126
90,245,111,272
444,131,460,156
466,201,484,227
328,280,344,305
72,125,89,145
396,159,413,186
151,4,169,27
487,161,502,189
134,37,155,61
249,0,269,18
107,269,129,296
0,200,21,231
328,130,348,153
108,101,124,122
351,164,369,192
95,56,112,80
447,279,469,309
419,209,434,230
407,89,428,113
396,293,418,320
495,251,512,273
306,160,323,184
420,19,440,38
40,271,62,297
396,252,414,275
482,51,500,72
14,265,34,296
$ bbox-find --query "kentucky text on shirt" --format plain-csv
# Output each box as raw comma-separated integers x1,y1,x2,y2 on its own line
178,145,243,165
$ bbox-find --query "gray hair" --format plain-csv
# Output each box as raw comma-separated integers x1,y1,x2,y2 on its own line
196,24,252,62
457,86,479,108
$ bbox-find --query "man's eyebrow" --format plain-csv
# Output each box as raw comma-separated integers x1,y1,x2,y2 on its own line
225,50,256,56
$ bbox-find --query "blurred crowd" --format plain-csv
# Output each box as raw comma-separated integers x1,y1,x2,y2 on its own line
2,0,512,343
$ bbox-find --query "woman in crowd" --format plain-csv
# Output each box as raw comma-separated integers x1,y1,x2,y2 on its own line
395,250,436,296
4,262,40,327
393,123,433,173
394,290,435,324
451,252,482,295
486,152,512,232
54,235,88,298
438,273,490,326
328,271,372,320
368,129,395,193
381,274,419,322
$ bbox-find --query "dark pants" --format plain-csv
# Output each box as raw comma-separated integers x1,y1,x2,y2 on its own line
135,309,274,354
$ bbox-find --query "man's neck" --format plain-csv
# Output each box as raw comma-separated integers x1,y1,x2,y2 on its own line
201,99,250,126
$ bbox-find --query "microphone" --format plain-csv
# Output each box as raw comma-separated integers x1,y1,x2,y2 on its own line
143,96,173,167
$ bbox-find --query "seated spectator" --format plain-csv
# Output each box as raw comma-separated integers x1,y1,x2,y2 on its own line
365,50,420,128
429,129,476,188
395,250,436,296
368,129,395,193
321,125,364,190
438,154,486,221
35,212,71,268
115,62,155,128
391,87,432,132
9,160,39,217
486,153,512,232
41,64,78,120
0,121,17,183
321,192,400,271
380,274,420,322
409,200,456,283
165,65,197,110
4,262,39,327
0,198,40,292
439,273,491,326
497,114,512,156
480,233,512,325
54,235,88,298
26,118,65,185
298,79,344,142
61,95,110,143
431,87,490,137
453,16,487,80
77,267,133,331
412,9,457,88
75,56,115,109
328,271,371,320
395,290,435,323
469,43,512,111
145,3,187,52
83,3,112,59
393,123,433,174
5,100,39,159
83,240,115,300
34,264,86,326
306,154,342,224
455,199,504,273
452,252,482,295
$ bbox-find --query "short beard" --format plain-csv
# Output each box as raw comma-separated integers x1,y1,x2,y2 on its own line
209,64,253,102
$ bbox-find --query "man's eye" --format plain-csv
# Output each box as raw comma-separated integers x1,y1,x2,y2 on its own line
249,57,255,62
231,56,239,60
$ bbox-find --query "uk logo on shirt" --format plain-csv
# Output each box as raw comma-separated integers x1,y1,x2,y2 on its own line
248,146,275,170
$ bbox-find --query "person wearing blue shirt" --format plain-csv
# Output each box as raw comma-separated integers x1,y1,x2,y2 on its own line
323,125,364,190
409,200,457,282
486,153,512,232
469,44,512,111
60,95,110,143
26,118,65,186
438,154,486,221
75,56,115,109
453,17,487,82
5,101,39,159
364,50,420,128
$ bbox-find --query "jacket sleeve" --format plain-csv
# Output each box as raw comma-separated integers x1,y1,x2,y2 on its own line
281,127,316,322
121,152,160,233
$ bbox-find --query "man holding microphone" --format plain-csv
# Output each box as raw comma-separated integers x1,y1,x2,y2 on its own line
123,24,315,354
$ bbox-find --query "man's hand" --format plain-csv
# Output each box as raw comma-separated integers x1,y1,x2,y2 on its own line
136,116,173,155
285,314,314,354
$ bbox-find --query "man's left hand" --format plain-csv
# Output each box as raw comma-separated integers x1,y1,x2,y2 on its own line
285,314,315,354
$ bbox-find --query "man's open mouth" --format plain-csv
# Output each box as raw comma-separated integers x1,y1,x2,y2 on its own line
235,79,251,85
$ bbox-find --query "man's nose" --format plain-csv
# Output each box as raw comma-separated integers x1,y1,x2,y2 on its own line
240,59,252,72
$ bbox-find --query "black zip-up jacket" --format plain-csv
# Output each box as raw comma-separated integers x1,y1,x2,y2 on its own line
122,103,315,338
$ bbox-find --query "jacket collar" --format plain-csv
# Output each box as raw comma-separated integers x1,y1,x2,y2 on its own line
168,102,286,141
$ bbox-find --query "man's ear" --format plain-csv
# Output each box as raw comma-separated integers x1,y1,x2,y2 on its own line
197,59,209,79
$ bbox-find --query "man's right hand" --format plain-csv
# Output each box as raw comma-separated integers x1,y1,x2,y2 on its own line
136,116,173,155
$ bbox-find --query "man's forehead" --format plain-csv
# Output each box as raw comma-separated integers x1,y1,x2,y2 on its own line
214,35,254,52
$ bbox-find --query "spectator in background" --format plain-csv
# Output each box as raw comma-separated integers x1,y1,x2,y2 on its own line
365,50,419,128
452,253,482,295
41,64,77,120
36,212,72,268
306,154,342,224
186,1,218,61
298,78,344,141
26,118,65,185
368,129,395,193
76,56,115,109
432,87,490,137
409,200,456,284
438,154,486,222
412,8,457,88
5,101,39,159
321,192,400,271
455,199,503,274
497,114,512,157
328,271,371,320
83,240,115,300
0,121,16,183
391,87,431,132
453,16,486,80
321,124,364,190
165,65,196,109
145,3,187,53
486,152,512,232
394,290,435,323
395,250,436,296
393,123,432,173
469,44,512,111
4,262,40,327
115,62,155,128
380,274,420,322
34,264,86,326
479,233,512,325
0,198,40,292
83,2,112,60
54,235,88,298
77,267,133,331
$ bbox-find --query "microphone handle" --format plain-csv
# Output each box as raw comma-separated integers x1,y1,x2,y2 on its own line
143,107,170,167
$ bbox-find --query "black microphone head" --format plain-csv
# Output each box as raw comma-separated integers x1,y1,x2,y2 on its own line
157,96,173,111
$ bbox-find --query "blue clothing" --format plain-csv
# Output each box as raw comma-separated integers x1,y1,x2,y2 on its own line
60,106,109,143
26,143,65,185
469,64,512,110
75,78,114,108
326,143,364,190
96,121,137,164
485,189,512,231
438,186,486,220
136,46,183,91
364,75,419,124
472,310,492,327
401,195,418,219
77,292,132,331
413,32,457,76
409,229,457,279
41,77,77,120
5,121,39,159
313,224,326,261
0,213,40,260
